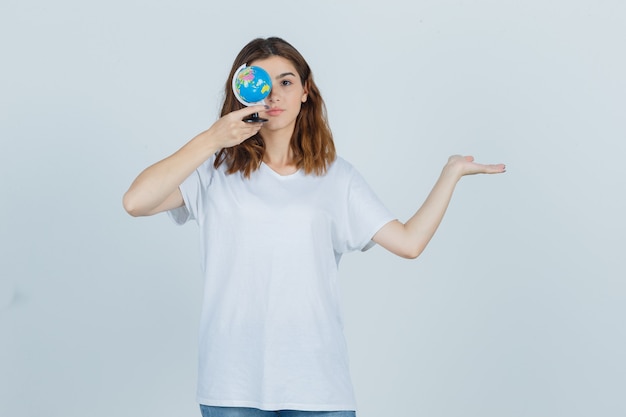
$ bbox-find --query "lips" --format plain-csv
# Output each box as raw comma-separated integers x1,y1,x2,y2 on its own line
266,108,283,117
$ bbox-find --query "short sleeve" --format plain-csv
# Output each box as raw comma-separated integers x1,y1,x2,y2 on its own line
168,204,192,225
167,157,215,226
340,164,396,253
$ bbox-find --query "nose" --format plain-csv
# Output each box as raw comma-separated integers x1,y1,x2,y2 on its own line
267,89,279,103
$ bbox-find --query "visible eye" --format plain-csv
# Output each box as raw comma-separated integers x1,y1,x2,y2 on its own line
280,79,293,86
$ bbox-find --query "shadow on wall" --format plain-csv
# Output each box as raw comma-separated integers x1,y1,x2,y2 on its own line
0,282,24,313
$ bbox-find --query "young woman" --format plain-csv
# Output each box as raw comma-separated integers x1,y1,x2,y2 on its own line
123,37,505,417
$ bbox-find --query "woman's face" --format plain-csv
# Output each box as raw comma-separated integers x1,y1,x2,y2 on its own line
250,55,308,137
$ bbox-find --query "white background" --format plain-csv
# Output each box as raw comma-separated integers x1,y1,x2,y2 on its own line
1,0,625,416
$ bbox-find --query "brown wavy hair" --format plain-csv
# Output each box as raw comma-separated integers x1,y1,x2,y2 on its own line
214,37,336,177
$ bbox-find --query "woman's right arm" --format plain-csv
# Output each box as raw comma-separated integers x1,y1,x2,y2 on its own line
122,105,266,217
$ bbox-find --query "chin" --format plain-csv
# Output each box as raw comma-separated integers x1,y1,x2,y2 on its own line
263,120,295,134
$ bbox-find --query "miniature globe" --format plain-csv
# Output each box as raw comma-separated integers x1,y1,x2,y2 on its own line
232,65,272,105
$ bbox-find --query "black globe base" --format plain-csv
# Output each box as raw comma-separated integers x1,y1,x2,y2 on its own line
243,113,268,123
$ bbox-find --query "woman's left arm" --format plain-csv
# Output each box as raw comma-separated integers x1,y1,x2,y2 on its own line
372,155,505,259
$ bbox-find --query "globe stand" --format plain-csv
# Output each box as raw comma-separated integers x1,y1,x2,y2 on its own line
232,64,272,123
242,112,267,123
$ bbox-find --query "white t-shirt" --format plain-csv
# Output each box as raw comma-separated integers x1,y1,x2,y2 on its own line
169,155,395,411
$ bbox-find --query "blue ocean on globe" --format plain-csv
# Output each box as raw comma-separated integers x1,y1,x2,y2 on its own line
234,66,272,104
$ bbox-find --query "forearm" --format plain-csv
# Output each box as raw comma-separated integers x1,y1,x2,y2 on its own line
123,134,219,216
402,167,460,256
373,164,462,259
123,105,267,216
373,155,505,259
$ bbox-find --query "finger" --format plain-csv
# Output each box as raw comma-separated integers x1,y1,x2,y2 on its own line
495,163,506,172
233,104,268,116
239,125,262,142
483,163,506,173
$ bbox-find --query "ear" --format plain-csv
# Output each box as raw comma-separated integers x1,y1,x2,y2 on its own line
302,82,308,103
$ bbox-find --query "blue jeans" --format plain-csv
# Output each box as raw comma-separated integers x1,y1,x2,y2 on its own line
199,405,356,417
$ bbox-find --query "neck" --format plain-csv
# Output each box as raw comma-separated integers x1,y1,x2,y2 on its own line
262,131,297,174
262,126,294,160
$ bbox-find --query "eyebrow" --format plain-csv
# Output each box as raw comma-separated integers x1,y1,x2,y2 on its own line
275,72,296,79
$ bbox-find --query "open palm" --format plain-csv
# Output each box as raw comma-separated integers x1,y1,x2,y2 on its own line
447,155,506,176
